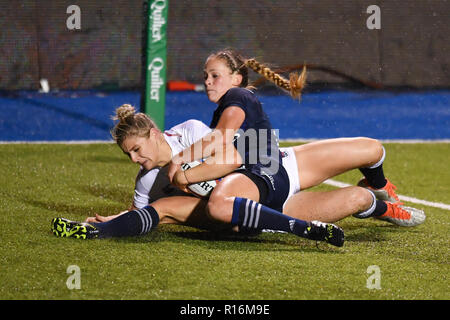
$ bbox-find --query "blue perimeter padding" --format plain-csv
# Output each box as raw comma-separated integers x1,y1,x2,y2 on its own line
0,90,449,141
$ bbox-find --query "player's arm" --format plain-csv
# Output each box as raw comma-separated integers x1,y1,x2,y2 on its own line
175,143,243,186
85,199,138,223
173,107,244,164
168,107,244,184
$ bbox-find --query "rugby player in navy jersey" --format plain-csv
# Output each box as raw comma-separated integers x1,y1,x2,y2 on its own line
167,49,423,234
165,49,346,244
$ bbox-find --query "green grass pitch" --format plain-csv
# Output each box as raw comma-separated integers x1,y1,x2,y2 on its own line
0,142,448,300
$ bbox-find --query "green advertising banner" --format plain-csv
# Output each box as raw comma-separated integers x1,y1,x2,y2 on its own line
144,0,168,130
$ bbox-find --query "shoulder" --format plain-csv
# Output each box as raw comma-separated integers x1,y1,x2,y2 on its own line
168,119,211,141
182,119,211,131
220,87,258,111
165,119,212,149
167,119,210,133
224,87,255,101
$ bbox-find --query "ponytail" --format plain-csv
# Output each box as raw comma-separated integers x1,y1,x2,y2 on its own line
208,49,307,99
245,59,307,99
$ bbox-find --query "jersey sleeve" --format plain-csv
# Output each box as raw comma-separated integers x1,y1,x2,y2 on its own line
133,167,160,209
171,119,212,148
220,87,252,112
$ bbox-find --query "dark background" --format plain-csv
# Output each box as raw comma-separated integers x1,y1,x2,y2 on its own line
1,0,448,91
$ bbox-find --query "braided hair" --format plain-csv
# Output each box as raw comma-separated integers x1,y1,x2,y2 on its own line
207,49,307,99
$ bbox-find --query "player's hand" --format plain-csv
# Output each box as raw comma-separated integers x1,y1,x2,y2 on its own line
172,169,190,193
85,213,114,223
167,160,182,183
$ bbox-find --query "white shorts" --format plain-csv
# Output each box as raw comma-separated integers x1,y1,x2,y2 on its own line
280,147,301,208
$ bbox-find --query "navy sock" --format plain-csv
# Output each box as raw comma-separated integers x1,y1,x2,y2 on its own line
372,200,388,217
91,206,159,238
359,146,387,189
354,189,388,219
359,165,387,189
231,197,309,236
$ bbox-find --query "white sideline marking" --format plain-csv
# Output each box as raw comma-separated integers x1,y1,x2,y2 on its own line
280,139,450,144
1,139,450,145
324,179,450,211
0,140,114,144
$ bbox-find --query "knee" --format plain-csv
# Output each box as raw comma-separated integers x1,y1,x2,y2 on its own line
148,201,167,220
206,192,231,223
370,138,384,161
358,137,384,166
349,186,375,211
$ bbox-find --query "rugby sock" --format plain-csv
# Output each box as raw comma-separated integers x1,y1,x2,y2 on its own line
353,191,388,218
372,200,388,217
231,197,309,236
91,205,159,238
359,146,387,189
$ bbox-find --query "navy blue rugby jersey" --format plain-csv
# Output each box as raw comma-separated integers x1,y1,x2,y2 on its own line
209,87,281,174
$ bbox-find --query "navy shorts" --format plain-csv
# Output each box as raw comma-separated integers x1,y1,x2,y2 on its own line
235,163,290,212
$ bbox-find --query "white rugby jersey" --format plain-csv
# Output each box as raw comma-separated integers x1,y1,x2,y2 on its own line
133,119,212,208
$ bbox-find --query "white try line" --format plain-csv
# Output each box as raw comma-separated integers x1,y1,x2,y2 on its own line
0,140,114,144
2,139,450,145
280,139,450,144
324,179,450,211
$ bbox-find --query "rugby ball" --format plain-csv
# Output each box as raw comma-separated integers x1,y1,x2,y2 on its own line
181,160,220,198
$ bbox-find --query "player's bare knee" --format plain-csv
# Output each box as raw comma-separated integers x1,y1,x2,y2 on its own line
366,138,384,165
354,186,375,211
206,194,223,220
345,186,373,212
148,201,167,220
357,137,383,166
206,193,230,223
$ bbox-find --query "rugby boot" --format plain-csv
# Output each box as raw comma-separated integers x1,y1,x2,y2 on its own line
52,217,99,239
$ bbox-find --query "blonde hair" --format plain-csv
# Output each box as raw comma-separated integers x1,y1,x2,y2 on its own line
208,49,307,99
245,59,307,99
110,104,158,146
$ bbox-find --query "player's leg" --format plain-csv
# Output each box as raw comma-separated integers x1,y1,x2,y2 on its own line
282,186,425,226
292,137,400,202
52,196,218,239
292,137,383,189
206,172,344,246
286,139,424,226
52,205,161,239
283,186,373,222
151,196,229,231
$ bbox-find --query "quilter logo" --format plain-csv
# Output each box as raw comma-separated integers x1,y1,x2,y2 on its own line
150,0,167,42
148,57,165,102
